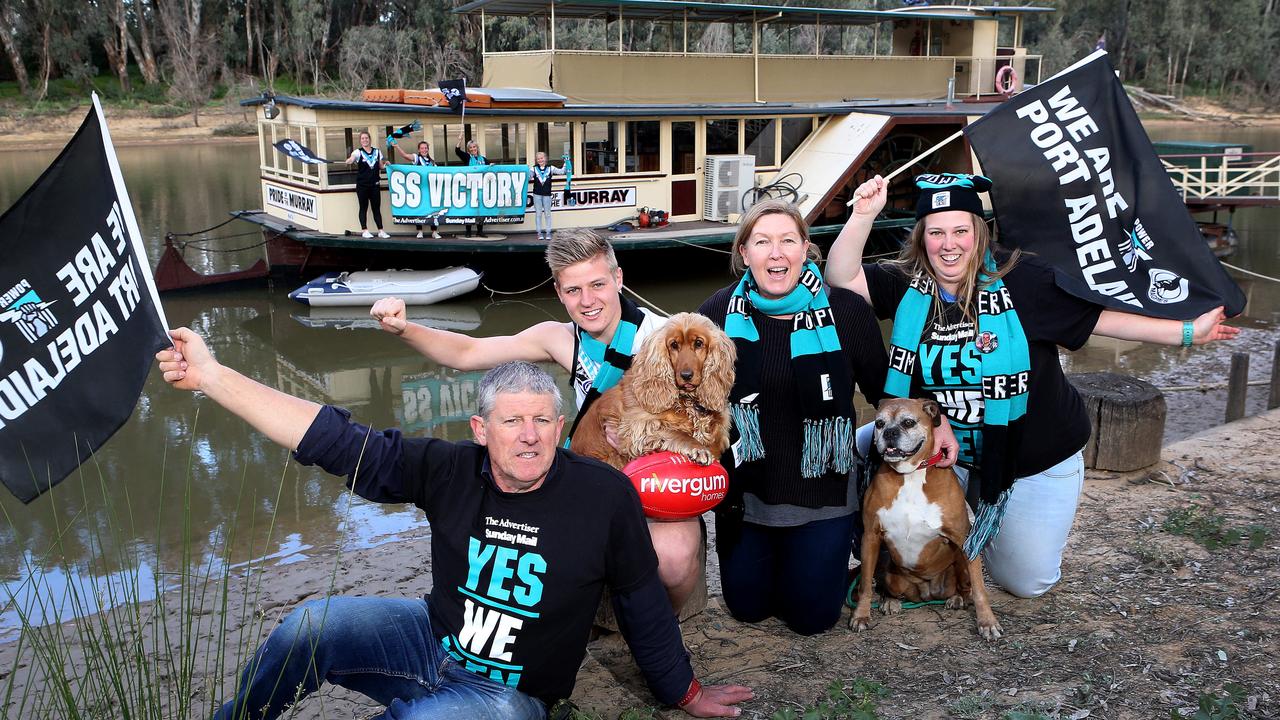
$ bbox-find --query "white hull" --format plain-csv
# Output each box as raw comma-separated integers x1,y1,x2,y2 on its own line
290,267,481,307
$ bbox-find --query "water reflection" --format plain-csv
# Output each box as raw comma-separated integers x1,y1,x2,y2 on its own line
1,125,1279,640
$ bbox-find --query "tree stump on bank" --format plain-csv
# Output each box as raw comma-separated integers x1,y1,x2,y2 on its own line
1068,372,1166,471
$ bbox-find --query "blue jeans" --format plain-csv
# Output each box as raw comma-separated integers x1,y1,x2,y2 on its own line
715,513,858,636
953,450,1085,598
532,194,553,235
214,597,547,720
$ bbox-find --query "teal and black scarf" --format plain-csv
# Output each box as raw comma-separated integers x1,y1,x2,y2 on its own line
564,295,647,443
884,252,1030,558
725,261,855,478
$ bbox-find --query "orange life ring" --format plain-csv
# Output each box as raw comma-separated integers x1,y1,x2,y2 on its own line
995,65,1018,94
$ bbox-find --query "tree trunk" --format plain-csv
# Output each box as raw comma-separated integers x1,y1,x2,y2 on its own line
104,0,132,93
130,0,160,84
0,2,30,97
244,0,254,74
34,21,52,102
1179,31,1194,97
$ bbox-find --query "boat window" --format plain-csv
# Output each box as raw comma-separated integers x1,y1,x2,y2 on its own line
484,123,526,165
536,122,573,163
625,121,660,173
671,121,696,175
300,126,319,180
706,119,740,155
438,123,479,164
322,126,367,186
582,121,618,175
744,118,777,167
259,123,274,175
427,125,450,164
781,117,816,163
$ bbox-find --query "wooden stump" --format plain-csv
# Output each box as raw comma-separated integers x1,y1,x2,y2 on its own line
1068,372,1166,471
593,526,708,632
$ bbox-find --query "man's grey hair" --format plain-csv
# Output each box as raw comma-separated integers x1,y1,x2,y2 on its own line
476,361,563,418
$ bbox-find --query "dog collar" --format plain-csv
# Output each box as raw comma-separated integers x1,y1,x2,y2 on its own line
917,451,945,469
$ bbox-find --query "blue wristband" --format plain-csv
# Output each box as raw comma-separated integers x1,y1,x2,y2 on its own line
1182,321,1194,347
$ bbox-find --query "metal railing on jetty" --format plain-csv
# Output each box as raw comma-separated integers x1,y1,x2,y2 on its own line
1160,151,1280,205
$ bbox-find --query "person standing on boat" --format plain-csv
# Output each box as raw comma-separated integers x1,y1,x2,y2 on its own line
346,131,390,239
529,151,566,241
455,134,488,238
825,173,1239,599
695,199,904,636
394,139,442,239
370,230,706,617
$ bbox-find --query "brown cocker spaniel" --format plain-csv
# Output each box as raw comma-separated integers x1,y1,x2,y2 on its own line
570,312,736,469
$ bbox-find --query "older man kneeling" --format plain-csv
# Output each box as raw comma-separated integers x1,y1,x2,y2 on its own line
156,333,752,719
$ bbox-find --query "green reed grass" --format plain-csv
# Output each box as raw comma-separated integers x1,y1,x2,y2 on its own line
0,411,356,720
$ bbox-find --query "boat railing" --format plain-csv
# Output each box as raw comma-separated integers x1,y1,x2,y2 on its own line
1160,151,1280,201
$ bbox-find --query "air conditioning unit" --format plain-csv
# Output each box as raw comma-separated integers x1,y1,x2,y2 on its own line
703,155,756,222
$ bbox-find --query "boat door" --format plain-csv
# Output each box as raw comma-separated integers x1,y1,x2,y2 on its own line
668,120,701,221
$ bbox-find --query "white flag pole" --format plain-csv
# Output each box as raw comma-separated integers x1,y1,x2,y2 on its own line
845,129,965,206
93,92,172,333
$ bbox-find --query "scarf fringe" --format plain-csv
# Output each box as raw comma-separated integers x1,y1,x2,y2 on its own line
963,489,1012,560
731,403,765,464
801,416,854,478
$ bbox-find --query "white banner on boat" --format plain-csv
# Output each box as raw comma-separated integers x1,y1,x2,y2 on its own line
533,186,637,212
264,182,319,220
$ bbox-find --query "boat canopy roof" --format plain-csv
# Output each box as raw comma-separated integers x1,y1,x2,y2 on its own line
453,0,1051,27
241,91,947,116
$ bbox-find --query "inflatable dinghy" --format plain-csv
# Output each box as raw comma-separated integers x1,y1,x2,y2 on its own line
289,267,481,307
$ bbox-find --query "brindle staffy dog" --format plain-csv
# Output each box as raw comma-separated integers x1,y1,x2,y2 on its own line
851,398,1003,640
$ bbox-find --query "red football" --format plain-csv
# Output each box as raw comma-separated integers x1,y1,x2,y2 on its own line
622,451,729,520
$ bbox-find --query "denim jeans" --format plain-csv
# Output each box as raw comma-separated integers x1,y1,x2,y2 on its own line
952,450,1085,598
214,596,547,720
532,194,553,235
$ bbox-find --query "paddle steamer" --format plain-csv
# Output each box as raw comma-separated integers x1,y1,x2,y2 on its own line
158,0,1052,287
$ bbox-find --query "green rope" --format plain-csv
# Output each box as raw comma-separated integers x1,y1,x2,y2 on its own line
845,574,949,611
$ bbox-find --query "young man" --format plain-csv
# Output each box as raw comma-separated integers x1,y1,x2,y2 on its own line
369,229,705,614
154,347,752,719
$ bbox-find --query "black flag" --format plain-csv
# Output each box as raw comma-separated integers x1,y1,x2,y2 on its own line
0,96,170,503
438,79,466,112
273,138,335,165
964,51,1245,319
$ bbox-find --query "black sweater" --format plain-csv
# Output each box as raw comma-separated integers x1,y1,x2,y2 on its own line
699,285,888,508
295,406,692,706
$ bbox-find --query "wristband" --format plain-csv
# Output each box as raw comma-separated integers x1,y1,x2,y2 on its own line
1181,321,1194,348
677,678,702,707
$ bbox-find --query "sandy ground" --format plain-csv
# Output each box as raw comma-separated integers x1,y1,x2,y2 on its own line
0,105,258,150
2,409,1276,719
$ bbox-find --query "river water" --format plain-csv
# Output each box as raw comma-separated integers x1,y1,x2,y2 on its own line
0,122,1277,639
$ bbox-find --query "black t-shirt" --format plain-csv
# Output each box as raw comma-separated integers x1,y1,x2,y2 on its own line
354,148,383,186
863,256,1102,477
699,284,888,507
294,406,658,705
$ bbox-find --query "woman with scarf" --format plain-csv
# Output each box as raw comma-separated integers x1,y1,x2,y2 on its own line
826,173,1238,598
345,131,390,239
697,199,896,635
455,134,488,238
392,139,442,239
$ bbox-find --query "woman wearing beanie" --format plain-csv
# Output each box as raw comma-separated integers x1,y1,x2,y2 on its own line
826,173,1238,599
697,199,903,635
